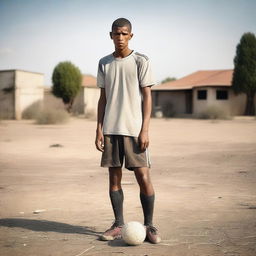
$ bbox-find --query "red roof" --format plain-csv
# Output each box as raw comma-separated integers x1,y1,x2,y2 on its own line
153,69,233,91
82,74,97,88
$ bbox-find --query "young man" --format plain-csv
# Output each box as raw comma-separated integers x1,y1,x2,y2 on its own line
95,18,161,244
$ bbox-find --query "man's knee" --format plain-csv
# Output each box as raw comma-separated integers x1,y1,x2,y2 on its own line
134,167,151,185
109,167,122,188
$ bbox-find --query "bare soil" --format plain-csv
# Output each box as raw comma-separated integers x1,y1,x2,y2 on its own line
0,117,256,256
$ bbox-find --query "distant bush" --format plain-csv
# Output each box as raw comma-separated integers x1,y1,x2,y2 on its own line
162,101,175,117
197,105,231,120
84,109,96,120
36,108,69,124
22,100,43,119
52,61,82,112
161,77,176,84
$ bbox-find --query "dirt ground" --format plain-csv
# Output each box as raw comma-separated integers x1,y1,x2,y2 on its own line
0,117,256,256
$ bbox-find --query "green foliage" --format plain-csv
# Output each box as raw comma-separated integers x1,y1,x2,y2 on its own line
161,77,176,84
52,61,82,112
232,32,256,115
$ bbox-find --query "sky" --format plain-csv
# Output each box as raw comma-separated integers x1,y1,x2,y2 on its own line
0,0,256,86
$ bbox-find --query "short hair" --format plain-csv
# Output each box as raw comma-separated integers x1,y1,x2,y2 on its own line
111,18,132,32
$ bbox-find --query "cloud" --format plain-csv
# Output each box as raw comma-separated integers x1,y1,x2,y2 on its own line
0,48,14,55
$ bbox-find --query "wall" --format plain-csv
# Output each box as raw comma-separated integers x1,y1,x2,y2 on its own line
71,87,100,117
0,71,15,119
83,87,100,117
193,86,249,116
44,88,66,110
228,90,247,115
152,90,186,116
15,70,44,120
72,87,85,114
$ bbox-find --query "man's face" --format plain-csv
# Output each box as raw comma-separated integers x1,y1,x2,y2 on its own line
110,26,133,50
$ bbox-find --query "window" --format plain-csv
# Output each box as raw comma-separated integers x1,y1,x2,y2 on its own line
197,90,207,100
216,90,228,100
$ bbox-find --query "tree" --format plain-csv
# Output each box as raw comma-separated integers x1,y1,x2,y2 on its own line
52,61,82,112
161,77,176,84
232,32,256,115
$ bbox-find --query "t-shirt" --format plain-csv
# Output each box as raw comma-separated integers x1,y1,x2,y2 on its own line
97,51,155,137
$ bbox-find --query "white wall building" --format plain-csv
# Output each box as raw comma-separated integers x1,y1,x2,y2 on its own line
0,70,44,120
72,74,100,117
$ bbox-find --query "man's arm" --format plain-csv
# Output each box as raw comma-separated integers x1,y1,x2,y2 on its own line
138,86,152,151
95,88,106,152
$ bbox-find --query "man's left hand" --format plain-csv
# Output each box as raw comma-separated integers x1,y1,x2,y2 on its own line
138,130,149,151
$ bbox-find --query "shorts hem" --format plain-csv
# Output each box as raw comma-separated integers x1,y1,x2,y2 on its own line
101,164,122,168
125,165,151,171
100,164,151,171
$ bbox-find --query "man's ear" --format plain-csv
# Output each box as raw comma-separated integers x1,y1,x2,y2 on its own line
130,33,134,39
109,32,113,39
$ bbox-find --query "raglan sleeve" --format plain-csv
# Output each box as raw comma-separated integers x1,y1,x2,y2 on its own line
138,58,156,88
97,61,105,88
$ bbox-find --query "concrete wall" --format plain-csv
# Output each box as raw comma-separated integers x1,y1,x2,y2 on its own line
44,88,66,110
0,70,44,120
193,87,248,116
228,91,247,115
72,87,85,114
83,87,100,117
15,70,44,119
152,90,186,116
71,87,100,117
0,71,15,119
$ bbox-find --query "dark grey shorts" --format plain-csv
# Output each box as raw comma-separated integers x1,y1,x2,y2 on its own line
101,135,151,171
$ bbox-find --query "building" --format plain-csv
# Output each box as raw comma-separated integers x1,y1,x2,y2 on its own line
72,74,99,117
0,69,44,120
152,69,254,116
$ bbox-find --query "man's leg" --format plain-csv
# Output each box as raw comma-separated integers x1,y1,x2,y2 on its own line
100,167,124,241
109,167,124,226
134,167,154,226
134,167,161,244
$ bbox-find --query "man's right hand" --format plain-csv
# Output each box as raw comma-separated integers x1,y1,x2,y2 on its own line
95,130,104,152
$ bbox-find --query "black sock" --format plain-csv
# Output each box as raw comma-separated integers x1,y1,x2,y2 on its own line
140,193,155,226
109,189,124,226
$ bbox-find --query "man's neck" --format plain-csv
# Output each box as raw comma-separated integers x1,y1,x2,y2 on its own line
113,48,133,58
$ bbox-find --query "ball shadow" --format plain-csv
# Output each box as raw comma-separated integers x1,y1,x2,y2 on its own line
108,239,129,247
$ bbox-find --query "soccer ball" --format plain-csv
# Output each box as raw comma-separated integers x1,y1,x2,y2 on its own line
121,221,146,245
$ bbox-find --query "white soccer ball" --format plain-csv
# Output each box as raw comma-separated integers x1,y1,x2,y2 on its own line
122,221,146,245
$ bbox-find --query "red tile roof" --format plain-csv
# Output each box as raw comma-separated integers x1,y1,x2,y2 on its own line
82,74,97,88
153,69,233,91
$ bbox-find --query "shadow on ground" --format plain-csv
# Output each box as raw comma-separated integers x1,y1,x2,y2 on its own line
108,239,128,247
0,218,101,237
